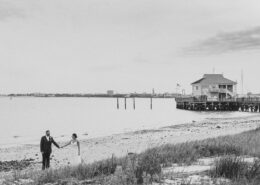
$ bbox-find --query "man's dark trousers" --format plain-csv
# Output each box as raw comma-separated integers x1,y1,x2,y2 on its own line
42,152,51,170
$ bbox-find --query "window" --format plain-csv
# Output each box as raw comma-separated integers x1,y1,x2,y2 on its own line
196,86,199,90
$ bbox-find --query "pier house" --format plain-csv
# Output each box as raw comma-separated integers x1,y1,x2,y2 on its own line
176,74,260,112
191,74,237,101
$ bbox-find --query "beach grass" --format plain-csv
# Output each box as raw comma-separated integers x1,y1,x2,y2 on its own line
209,155,260,179
151,126,260,165
4,127,260,184
206,155,260,185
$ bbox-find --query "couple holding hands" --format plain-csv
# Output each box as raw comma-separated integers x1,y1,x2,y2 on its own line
40,130,82,170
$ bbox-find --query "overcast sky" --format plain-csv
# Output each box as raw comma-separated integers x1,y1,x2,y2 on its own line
1,0,260,94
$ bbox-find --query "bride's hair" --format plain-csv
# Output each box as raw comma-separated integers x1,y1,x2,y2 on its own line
72,133,78,139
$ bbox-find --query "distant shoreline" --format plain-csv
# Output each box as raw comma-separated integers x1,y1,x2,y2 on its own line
0,93,179,98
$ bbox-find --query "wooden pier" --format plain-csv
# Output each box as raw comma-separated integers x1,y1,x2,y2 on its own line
116,97,155,110
175,96,260,112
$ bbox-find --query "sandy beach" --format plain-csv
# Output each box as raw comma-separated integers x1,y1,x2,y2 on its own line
1,113,260,174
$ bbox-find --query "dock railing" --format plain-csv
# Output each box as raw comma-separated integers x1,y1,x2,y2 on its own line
176,96,260,103
175,95,207,103
236,97,260,103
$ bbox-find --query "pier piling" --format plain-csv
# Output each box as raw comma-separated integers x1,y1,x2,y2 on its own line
117,98,119,109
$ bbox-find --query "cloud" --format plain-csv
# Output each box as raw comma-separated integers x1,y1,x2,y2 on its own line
0,1,25,20
90,64,123,72
133,53,150,64
183,26,260,55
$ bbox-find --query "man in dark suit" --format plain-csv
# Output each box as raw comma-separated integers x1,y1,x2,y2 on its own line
40,130,60,170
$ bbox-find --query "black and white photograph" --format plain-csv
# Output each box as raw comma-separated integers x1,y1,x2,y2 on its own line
1,0,260,184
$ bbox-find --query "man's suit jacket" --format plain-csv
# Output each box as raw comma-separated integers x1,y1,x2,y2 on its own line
40,136,60,154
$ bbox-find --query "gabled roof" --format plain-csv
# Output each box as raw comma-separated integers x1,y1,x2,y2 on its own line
191,74,237,85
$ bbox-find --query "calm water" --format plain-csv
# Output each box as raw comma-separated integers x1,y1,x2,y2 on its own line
0,97,251,147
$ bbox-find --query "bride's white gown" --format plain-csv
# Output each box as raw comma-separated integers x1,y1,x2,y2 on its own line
69,140,82,166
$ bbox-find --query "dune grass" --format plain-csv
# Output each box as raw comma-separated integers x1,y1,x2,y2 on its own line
5,127,260,184
149,126,260,166
208,155,260,185
210,155,249,179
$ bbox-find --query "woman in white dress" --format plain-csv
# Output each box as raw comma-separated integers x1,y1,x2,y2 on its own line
61,133,82,166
